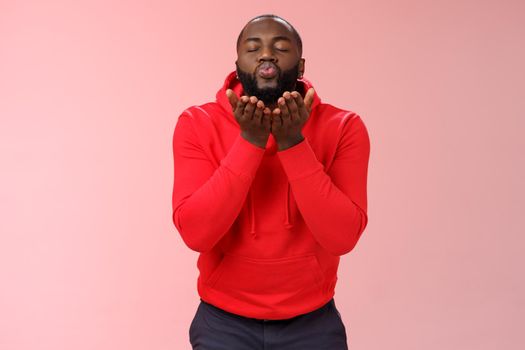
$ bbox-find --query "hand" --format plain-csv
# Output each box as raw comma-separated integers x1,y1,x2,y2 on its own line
226,89,272,149
271,88,315,150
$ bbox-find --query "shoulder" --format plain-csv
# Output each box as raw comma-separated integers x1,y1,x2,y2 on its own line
314,102,368,132
178,101,222,120
174,101,225,134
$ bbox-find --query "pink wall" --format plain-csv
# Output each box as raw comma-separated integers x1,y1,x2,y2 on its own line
1,0,524,349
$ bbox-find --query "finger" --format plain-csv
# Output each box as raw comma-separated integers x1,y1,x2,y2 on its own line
253,100,264,123
277,96,290,126
243,95,258,120
235,95,249,120
284,91,299,121
272,108,282,128
226,89,238,110
291,90,304,108
291,91,308,119
263,107,272,130
304,88,315,110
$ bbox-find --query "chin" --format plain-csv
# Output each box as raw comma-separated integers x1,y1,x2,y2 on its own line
257,78,278,87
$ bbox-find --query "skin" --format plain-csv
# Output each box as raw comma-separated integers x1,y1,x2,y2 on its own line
226,17,315,151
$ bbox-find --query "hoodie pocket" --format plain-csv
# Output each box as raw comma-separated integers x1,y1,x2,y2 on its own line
205,253,325,295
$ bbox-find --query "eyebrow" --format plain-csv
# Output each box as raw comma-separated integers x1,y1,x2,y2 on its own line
243,36,292,44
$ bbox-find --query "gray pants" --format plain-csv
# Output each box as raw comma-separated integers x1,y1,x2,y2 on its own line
189,298,349,349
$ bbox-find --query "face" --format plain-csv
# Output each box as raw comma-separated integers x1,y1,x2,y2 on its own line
235,18,305,106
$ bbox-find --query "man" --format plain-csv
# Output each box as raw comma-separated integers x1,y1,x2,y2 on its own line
172,14,370,349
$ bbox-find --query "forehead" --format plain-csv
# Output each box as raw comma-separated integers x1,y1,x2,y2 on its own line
241,18,294,41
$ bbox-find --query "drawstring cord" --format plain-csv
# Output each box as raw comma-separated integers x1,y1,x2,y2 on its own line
249,182,293,239
249,189,257,238
284,182,293,229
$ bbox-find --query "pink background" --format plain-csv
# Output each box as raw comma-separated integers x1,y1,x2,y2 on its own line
1,0,524,349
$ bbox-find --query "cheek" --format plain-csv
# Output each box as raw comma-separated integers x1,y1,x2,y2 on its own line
280,59,297,70
237,57,256,71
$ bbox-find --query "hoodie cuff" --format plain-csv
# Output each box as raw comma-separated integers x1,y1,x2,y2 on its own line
220,134,266,183
277,138,324,181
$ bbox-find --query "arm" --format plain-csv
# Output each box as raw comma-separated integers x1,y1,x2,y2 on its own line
172,113,266,253
277,115,370,256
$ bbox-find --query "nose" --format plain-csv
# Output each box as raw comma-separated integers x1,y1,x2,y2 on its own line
258,46,277,63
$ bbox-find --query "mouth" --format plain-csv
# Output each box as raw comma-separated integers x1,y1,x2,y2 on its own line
257,62,278,79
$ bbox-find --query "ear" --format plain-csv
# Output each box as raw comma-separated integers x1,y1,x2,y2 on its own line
298,58,305,78
234,60,240,79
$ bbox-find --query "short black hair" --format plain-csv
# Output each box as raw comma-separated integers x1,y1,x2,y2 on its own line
236,14,303,56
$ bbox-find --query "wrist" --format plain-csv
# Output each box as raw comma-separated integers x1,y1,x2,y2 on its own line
240,131,268,149
277,134,304,151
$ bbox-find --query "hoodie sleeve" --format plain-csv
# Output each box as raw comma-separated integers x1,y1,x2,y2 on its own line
172,113,265,253
277,114,370,256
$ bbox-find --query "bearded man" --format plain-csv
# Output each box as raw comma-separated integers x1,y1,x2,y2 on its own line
172,14,370,350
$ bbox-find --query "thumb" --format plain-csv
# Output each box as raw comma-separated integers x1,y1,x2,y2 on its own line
226,89,238,110
304,88,315,110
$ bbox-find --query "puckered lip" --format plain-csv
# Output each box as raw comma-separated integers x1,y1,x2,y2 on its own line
256,62,279,77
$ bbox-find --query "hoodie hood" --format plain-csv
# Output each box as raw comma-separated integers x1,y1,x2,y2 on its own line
215,70,322,239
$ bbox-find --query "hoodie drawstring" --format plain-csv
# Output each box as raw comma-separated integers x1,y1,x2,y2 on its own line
249,189,257,238
249,183,294,239
284,182,293,229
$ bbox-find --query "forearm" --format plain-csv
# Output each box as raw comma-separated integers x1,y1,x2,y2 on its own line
174,167,254,252
173,129,265,252
277,124,369,256
288,170,368,256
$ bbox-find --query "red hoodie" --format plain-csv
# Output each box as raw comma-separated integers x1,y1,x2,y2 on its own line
172,70,370,320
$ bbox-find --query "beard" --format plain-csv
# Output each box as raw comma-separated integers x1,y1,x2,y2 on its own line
235,61,301,106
